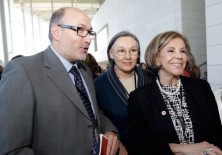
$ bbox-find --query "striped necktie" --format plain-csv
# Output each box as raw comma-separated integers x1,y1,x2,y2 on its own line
70,66,99,155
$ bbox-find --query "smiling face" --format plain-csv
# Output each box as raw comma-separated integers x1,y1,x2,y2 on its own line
109,36,139,77
156,37,187,80
51,8,93,63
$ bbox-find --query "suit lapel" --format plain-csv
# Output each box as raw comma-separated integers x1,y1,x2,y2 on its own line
43,47,90,120
78,66,100,121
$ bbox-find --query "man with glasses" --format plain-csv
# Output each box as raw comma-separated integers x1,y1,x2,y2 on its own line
0,7,119,155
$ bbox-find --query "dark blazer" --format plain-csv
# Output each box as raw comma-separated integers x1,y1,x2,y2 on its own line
0,46,117,155
128,76,222,155
94,66,153,149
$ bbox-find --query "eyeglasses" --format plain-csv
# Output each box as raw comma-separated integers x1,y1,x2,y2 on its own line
57,24,96,39
112,48,139,56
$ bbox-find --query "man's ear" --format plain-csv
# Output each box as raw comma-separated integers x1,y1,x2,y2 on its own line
51,24,60,41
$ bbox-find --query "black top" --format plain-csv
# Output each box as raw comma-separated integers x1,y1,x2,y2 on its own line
128,76,222,155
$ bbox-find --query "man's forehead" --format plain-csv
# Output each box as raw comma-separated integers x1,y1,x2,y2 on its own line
63,10,91,27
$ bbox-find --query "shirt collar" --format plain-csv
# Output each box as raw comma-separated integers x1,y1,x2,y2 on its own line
50,45,75,72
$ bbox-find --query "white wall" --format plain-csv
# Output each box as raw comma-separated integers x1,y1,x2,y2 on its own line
91,0,183,62
205,0,222,91
181,0,207,78
91,0,207,78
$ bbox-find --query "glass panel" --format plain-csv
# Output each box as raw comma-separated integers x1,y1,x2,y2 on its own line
2,0,101,61
97,25,108,52
0,0,5,65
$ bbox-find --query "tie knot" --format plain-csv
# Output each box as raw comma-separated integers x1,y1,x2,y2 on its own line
70,65,79,76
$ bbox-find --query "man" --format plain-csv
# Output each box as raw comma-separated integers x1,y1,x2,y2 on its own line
0,7,119,155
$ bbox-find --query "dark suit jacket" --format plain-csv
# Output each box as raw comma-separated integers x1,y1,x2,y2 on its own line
0,46,117,155
128,76,222,155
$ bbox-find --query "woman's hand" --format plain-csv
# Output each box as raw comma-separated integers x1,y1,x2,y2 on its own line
169,141,222,155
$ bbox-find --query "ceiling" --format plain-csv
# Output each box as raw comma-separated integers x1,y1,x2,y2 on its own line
13,0,105,21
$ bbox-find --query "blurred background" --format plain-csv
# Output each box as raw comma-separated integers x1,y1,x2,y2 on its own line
0,0,221,91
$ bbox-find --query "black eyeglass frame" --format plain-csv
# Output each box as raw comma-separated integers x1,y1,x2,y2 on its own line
57,24,96,39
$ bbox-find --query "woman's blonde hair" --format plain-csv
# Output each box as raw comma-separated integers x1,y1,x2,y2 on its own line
145,31,193,72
